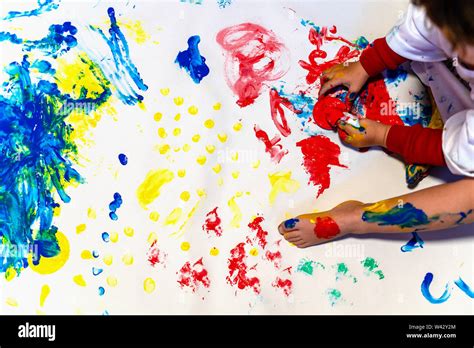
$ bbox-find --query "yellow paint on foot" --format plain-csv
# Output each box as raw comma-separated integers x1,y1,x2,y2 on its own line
87,208,96,219
180,191,191,202
268,171,301,205
73,275,87,287
213,102,221,110
174,97,184,106
76,224,86,234
160,88,170,96
144,278,156,293
124,227,134,237
210,247,219,256
107,276,118,287
136,169,174,209
164,207,183,225
29,231,70,275
217,133,228,143
181,242,190,251
204,119,215,128
188,105,198,115
233,122,243,131
40,285,50,307
154,112,162,122
228,192,243,228
149,211,160,222
103,255,113,266
212,164,222,174
192,134,201,142
197,155,207,165
122,253,134,265
249,247,259,256
205,145,216,154
197,189,206,197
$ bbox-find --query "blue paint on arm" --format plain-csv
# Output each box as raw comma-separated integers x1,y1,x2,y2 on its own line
175,35,210,84
401,232,425,252
3,0,60,20
420,272,452,304
455,209,473,225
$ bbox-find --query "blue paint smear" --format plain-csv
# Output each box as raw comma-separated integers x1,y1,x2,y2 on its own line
278,87,319,136
421,272,452,304
90,7,148,105
108,192,122,221
401,232,425,252
284,218,299,229
92,250,99,258
455,209,473,225
118,153,128,165
454,277,474,298
362,203,431,228
92,267,103,276
217,0,232,8
175,35,210,84
101,232,110,243
384,65,408,87
3,0,60,20
98,286,105,296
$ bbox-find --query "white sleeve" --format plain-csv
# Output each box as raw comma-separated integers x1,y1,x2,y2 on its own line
442,110,474,177
386,4,449,62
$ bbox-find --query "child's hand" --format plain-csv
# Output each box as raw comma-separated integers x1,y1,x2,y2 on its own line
337,117,391,148
319,61,369,97
278,201,363,248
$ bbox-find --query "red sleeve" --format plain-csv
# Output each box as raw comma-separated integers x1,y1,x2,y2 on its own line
360,38,408,77
386,124,446,166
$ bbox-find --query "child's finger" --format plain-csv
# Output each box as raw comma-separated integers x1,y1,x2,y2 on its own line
318,77,344,96
283,231,301,241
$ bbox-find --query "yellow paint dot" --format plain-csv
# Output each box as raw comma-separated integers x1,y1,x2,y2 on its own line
149,211,160,222
29,231,70,275
81,250,93,259
40,285,50,307
103,255,113,266
217,177,224,186
87,208,96,219
181,242,191,251
231,152,239,161
204,119,215,128
148,232,157,244
188,105,198,115
217,133,228,142
232,171,240,179
192,134,201,142
174,97,184,106
205,145,216,154
180,191,191,202
122,253,134,265
233,122,243,131
197,188,206,197
6,297,18,307
252,160,261,168
157,127,167,138
124,226,134,237
73,274,87,287
213,102,221,110
249,248,259,256
144,278,156,293
212,164,222,174
160,88,170,96
197,155,207,165
53,206,61,217
154,112,162,122
76,224,86,234
177,169,186,178
174,113,181,121
107,276,118,287
210,247,219,256
110,232,119,243
173,128,181,136
183,144,191,152
158,144,170,154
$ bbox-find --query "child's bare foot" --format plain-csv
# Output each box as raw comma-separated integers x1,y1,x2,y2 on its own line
278,200,363,248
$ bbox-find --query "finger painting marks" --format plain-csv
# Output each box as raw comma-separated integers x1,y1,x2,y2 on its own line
454,277,474,298
3,0,60,20
272,277,292,297
136,169,174,209
269,88,302,137
39,284,51,307
362,202,431,229
265,250,282,269
216,23,289,107
334,263,357,283
277,89,316,134
227,243,261,294
268,171,300,205
421,273,452,304
118,153,128,165
327,288,342,306
401,232,425,252
108,193,123,221
177,258,210,293
175,35,210,84
248,216,269,250
147,241,167,268
313,216,341,239
361,257,384,280
228,192,243,228
202,207,223,237
296,258,325,276
312,93,349,130
296,135,347,197
254,125,288,164
171,190,206,238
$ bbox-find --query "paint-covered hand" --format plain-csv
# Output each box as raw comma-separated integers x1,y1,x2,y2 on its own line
278,201,363,248
319,61,369,97
337,117,391,148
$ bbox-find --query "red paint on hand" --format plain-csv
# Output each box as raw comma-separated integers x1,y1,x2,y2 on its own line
202,207,223,237
314,216,341,239
254,125,288,163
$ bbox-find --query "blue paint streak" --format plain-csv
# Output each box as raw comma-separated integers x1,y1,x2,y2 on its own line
108,192,122,221
284,218,299,230
101,232,110,243
455,209,473,225
278,87,318,136
454,277,474,298
421,272,452,304
0,32,23,44
118,153,128,165
3,0,60,20
401,232,425,252
90,7,148,105
92,267,103,276
92,250,99,258
175,35,210,84
98,286,105,296
362,203,431,228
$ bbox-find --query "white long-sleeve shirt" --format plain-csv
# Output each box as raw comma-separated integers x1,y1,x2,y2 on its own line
386,4,474,177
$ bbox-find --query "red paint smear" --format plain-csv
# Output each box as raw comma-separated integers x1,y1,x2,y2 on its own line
254,125,288,163
299,28,360,85
216,23,289,107
248,216,269,250
312,94,348,130
296,135,347,197
147,241,167,267
227,243,261,294
282,266,293,274
265,250,282,269
177,258,211,292
314,216,341,239
272,277,293,297
202,207,223,237
269,88,302,137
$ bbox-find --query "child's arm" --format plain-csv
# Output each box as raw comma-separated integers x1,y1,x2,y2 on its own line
278,178,474,248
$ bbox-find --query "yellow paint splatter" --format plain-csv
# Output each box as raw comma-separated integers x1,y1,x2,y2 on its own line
180,191,191,202
249,247,259,256
192,134,201,142
174,97,184,106
233,122,243,131
171,191,206,238
87,207,96,219
157,127,168,138
174,113,181,121
197,155,207,165
122,253,134,265
81,250,93,259
144,278,156,293
232,171,240,179
268,171,301,205
228,192,243,228
148,232,158,244
205,145,216,154
154,112,162,122
217,133,228,143
124,227,135,237
149,211,160,222
173,128,181,136
213,102,221,110
103,255,113,266
210,247,219,256
6,297,18,307
164,207,183,225
181,242,191,251
76,223,86,234
158,144,170,154
118,19,150,44
204,119,215,129
136,169,174,209
160,88,170,96
188,105,198,115
231,152,239,161
183,144,191,152
73,275,87,287
107,276,118,287
40,285,50,307
110,232,119,243
212,164,222,174
177,169,186,178
29,231,70,275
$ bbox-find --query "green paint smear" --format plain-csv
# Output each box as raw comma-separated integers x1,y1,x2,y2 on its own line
361,257,385,280
297,258,325,276
327,288,342,306
335,263,358,283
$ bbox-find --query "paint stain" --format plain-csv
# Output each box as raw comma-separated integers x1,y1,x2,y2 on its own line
228,192,243,228
147,241,167,268
248,217,268,250
327,288,342,306
297,258,325,276
268,172,300,205
421,273,452,304
39,284,51,307
272,277,293,297
108,192,123,221
202,207,223,237
144,278,156,293
136,169,174,209
312,92,349,130
216,23,289,107
401,232,425,252
3,0,60,20
265,250,282,269
175,35,210,84
177,258,211,293
118,153,128,165
253,125,288,163
454,277,474,298
314,216,341,239
361,257,385,280
362,202,431,228
334,263,357,283
227,243,260,294
269,88,302,136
